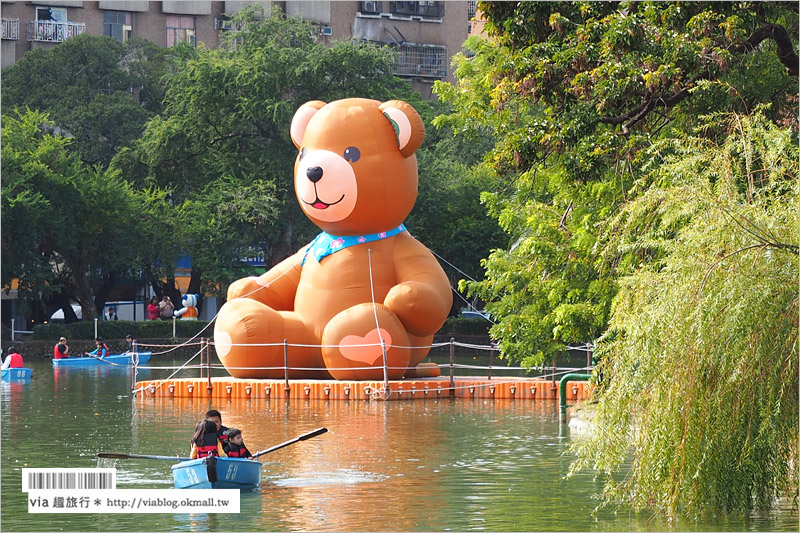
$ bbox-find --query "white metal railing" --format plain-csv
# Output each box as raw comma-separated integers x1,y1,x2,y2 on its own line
2,18,19,40
394,43,447,78
26,20,85,43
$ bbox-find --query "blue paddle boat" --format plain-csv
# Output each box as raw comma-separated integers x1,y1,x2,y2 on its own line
172,456,262,490
1,367,33,381
52,352,152,368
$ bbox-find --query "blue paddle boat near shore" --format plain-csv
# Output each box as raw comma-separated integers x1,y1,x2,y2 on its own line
1,367,33,381
172,457,262,490
52,352,152,368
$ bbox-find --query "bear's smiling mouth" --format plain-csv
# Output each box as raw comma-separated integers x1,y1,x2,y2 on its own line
304,193,345,210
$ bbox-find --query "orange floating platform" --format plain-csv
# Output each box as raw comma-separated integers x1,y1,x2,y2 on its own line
134,376,591,401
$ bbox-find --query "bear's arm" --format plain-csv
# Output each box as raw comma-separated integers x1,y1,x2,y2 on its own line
225,249,304,310
384,233,453,337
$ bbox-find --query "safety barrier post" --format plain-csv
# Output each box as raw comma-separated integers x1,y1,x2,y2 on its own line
94,318,98,339
206,340,212,394
172,317,176,338
10,319,14,341
130,340,138,392
205,338,212,395
488,347,493,380
283,339,290,398
449,338,455,397
586,343,592,371
381,339,389,394
551,356,557,394
199,338,205,378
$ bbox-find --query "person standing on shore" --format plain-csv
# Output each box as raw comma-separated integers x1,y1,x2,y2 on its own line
147,297,159,320
159,296,174,320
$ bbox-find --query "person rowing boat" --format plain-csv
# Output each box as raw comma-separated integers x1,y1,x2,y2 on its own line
85,338,109,358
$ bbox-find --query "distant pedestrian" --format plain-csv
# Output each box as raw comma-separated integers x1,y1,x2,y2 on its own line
147,297,159,320
105,306,118,321
159,296,175,320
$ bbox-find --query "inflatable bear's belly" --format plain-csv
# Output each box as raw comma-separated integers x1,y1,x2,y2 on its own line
294,239,397,338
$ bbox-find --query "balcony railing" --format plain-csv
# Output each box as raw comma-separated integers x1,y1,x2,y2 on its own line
2,18,19,40
26,20,86,43
394,43,447,79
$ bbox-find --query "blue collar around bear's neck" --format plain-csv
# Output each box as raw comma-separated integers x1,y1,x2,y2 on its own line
302,224,407,265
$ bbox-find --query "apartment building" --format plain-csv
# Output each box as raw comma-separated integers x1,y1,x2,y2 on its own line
1,1,474,97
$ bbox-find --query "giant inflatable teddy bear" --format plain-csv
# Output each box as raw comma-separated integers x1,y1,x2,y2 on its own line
213,98,452,380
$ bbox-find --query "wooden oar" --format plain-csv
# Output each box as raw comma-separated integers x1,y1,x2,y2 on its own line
97,452,191,462
252,427,328,459
84,353,122,366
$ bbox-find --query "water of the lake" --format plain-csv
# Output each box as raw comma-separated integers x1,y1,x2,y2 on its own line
1,357,797,532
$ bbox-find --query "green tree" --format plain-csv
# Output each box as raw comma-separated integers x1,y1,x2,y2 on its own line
569,111,798,517
1,111,147,321
435,1,798,366
1,33,176,165
409,106,505,308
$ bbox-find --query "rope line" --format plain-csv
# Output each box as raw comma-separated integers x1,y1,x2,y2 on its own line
366,248,387,350
131,345,203,396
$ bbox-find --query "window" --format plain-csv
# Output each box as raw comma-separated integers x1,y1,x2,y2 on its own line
359,1,381,13
103,11,132,42
29,6,84,43
36,7,67,23
390,1,444,18
166,15,195,47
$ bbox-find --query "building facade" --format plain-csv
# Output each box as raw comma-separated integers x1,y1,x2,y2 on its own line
1,1,473,97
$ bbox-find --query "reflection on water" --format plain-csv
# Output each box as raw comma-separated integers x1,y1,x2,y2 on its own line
1,358,797,532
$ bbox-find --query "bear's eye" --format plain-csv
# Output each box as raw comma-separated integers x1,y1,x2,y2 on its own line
299,147,306,161
343,147,361,163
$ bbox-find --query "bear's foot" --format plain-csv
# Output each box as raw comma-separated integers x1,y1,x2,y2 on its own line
321,303,410,380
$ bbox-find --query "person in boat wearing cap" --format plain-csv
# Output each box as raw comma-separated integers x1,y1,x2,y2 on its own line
223,428,252,459
54,337,70,359
205,409,229,446
190,419,227,459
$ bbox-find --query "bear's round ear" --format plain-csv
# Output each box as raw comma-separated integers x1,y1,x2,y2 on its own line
291,101,326,148
379,100,425,157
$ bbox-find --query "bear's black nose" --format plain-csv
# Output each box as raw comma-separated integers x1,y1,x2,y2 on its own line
306,166,323,183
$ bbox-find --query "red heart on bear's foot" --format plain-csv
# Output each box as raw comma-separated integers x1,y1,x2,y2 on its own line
338,328,393,365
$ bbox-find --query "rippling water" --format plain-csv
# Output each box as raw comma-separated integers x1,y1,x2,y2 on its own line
1,358,796,532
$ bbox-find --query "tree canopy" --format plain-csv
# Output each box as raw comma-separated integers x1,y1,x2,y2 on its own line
1,111,147,321
435,1,798,366
1,34,176,166
569,110,798,516
434,0,798,517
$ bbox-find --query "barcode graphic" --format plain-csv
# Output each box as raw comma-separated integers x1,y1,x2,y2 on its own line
22,469,116,492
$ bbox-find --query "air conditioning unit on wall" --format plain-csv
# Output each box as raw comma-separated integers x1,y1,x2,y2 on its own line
362,1,379,13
